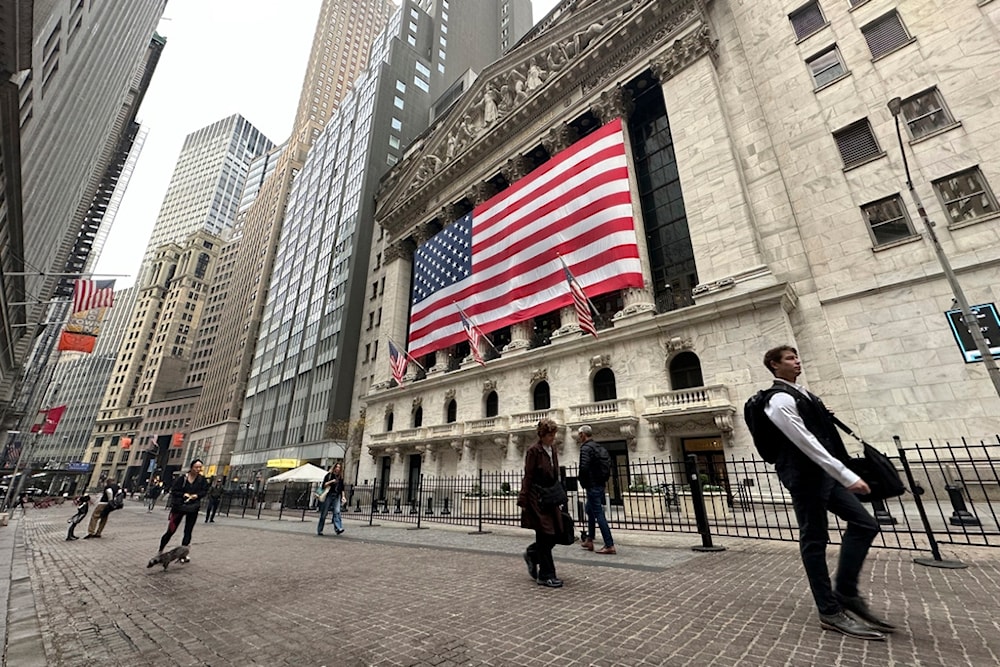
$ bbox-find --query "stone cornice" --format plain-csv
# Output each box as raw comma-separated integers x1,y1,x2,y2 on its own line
376,0,710,238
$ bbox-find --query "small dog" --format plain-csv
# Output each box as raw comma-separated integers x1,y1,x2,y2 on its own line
146,545,190,570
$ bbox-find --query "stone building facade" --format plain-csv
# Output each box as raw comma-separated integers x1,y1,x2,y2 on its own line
352,0,1000,491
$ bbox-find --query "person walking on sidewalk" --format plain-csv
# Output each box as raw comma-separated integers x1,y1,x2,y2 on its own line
83,478,120,539
517,418,566,588
152,459,208,564
66,495,91,540
761,345,893,641
317,462,346,536
204,478,223,523
145,478,162,512
577,425,615,555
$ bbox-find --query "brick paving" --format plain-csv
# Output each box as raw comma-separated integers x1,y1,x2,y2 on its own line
2,501,1000,666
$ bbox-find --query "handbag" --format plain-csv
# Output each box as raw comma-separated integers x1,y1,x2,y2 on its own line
834,417,906,502
177,498,201,514
533,481,567,508
315,487,330,503
556,509,576,546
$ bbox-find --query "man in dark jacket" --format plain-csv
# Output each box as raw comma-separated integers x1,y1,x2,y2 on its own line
205,478,224,523
763,345,892,641
577,425,615,554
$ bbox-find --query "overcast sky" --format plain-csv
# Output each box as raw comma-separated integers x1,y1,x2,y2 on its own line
94,0,560,288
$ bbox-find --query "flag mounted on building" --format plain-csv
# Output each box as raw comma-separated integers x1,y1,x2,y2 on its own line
388,340,409,387
560,257,598,338
58,279,116,353
407,118,643,358
40,405,67,435
72,279,115,313
458,309,486,366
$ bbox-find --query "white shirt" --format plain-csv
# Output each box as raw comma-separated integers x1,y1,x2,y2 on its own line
764,379,860,488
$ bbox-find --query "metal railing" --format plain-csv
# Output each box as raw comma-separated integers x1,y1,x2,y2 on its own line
215,436,1000,561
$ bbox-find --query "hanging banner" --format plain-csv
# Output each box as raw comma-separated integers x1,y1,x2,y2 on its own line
58,306,111,353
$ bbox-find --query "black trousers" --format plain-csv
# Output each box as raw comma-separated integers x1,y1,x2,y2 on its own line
205,497,220,522
788,480,879,615
528,531,558,579
159,509,199,552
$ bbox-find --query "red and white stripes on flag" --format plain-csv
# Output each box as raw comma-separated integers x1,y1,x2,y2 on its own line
561,259,598,338
72,279,115,313
407,118,643,358
388,340,409,387
458,310,486,366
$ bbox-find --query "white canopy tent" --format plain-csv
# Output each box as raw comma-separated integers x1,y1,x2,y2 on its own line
264,463,327,485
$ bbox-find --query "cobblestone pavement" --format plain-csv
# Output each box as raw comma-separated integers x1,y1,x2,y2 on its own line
2,501,1000,666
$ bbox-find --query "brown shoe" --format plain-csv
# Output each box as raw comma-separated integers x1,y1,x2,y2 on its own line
596,545,616,555
580,540,594,551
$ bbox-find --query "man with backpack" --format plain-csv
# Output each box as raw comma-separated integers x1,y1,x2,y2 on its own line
83,477,122,539
751,345,892,641
577,425,615,554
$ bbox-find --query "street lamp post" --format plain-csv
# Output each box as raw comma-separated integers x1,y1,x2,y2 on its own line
887,98,1000,401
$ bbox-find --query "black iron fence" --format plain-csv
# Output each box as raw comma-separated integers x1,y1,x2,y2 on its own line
215,436,1000,560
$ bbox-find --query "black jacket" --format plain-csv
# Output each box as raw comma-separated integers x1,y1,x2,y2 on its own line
578,440,610,489
769,384,851,491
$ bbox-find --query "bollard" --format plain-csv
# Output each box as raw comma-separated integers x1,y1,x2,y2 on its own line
944,483,980,526
870,498,898,525
425,496,434,515
685,454,725,552
441,497,451,515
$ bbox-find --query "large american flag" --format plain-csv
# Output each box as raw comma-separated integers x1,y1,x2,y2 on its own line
408,119,643,357
72,279,115,313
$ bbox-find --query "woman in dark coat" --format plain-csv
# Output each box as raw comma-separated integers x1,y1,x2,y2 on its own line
518,418,565,588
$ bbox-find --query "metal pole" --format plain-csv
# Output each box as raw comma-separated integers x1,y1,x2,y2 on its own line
5,432,37,511
888,99,1000,400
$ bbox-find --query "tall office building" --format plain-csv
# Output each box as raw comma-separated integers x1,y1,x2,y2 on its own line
186,0,395,480
1,0,167,428
83,116,272,488
230,0,532,482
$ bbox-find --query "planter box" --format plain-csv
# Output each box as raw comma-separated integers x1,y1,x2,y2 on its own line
679,491,729,520
460,495,519,517
622,492,666,520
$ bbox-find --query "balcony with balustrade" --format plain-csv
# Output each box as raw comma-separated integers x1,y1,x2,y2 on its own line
643,384,737,440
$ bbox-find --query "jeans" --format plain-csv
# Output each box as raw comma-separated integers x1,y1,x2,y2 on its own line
317,494,343,534
584,487,614,547
788,479,880,615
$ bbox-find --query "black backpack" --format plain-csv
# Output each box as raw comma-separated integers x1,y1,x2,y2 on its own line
743,385,793,463
109,489,125,510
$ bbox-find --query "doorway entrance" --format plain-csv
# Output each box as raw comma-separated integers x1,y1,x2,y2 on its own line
601,440,629,505
681,436,730,500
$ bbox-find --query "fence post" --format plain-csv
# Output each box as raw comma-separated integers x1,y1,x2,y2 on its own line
685,454,725,553
870,498,897,525
409,474,428,530
361,478,380,528
944,484,981,526
278,486,286,520
469,468,492,535
895,437,966,569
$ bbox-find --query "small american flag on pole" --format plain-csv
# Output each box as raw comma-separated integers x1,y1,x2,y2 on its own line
458,309,486,366
560,258,598,338
72,279,115,313
388,340,409,387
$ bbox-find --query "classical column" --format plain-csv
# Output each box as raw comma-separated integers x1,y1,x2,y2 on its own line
504,320,533,352
551,305,582,339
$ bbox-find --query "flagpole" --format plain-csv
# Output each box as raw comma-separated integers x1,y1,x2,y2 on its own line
387,336,425,371
453,302,498,352
3,272,130,278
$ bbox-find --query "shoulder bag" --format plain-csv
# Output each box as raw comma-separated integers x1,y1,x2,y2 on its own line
834,417,906,501
533,481,567,508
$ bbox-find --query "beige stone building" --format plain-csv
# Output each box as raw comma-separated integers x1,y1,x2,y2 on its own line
84,230,221,488
351,0,1000,493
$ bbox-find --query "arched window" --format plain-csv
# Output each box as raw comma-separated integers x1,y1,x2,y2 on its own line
485,391,498,417
446,399,457,423
385,411,394,432
593,368,617,402
669,351,704,389
413,406,423,428
533,381,550,410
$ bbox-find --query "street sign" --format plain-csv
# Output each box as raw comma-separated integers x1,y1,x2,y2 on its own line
945,303,1000,363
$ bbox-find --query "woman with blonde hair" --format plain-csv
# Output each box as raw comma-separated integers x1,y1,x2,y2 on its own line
517,418,566,588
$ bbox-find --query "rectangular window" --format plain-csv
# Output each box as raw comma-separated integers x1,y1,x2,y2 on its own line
414,76,429,93
861,195,915,246
861,11,911,59
833,119,882,168
393,96,404,109
899,87,955,139
789,2,826,41
389,135,400,149
933,167,999,224
415,61,431,77
806,46,847,88
391,117,402,131
396,80,406,93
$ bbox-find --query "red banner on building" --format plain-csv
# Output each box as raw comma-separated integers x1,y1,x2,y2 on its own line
40,405,67,434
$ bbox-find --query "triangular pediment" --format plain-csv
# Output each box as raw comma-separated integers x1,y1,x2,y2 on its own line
376,0,711,233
